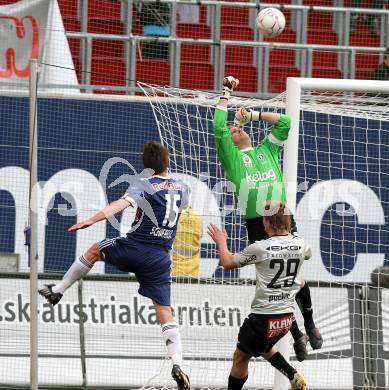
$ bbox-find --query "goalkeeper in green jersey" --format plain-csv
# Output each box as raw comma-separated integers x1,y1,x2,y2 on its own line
213,76,323,362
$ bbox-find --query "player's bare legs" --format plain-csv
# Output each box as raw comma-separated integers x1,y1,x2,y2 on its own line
231,348,250,377
154,302,190,390
227,347,306,390
38,242,101,305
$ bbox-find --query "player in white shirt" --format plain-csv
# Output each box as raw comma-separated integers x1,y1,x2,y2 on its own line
208,202,310,390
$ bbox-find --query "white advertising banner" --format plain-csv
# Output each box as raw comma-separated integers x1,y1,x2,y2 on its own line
0,277,353,389
0,0,78,90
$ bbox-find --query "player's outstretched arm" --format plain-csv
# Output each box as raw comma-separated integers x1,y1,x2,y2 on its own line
213,76,242,172
68,198,131,232
207,223,236,269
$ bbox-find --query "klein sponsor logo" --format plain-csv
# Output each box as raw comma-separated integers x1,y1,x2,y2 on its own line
0,15,40,78
267,314,293,338
245,169,276,183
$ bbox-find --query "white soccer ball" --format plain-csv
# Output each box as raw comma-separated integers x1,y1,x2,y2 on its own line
256,8,286,37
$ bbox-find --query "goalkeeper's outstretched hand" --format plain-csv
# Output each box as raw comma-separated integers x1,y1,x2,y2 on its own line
221,76,239,100
234,106,261,126
234,107,252,126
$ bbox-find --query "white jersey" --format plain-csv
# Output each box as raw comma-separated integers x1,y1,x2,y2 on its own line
234,234,311,314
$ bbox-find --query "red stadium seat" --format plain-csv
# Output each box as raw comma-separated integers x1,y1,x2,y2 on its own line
303,0,333,4
181,45,210,63
308,30,338,45
261,0,292,3
92,40,124,58
137,60,170,86
58,0,78,18
63,17,80,32
265,28,296,43
72,57,81,83
221,25,253,40
308,11,333,29
355,53,379,71
177,23,211,39
132,20,142,35
88,19,124,35
355,68,374,80
199,5,207,23
88,0,121,19
350,34,380,47
312,68,343,79
225,65,257,92
270,49,296,67
221,7,249,26
226,46,253,65
67,38,80,59
180,63,214,90
268,66,300,93
91,59,126,86
313,51,338,68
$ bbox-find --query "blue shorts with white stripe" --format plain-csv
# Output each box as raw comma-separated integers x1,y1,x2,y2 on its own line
99,237,172,306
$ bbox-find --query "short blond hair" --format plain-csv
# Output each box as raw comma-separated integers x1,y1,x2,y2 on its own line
263,201,292,233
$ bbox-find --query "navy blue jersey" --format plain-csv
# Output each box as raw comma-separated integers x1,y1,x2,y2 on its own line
122,175,189,249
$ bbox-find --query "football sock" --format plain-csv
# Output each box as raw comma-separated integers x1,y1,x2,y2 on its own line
161,322,183,367
52,255,93,294
228,375,247,390
296,283,315,328
269,352,297,380
290,319,304,340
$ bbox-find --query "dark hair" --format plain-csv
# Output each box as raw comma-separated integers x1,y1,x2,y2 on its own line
143,141,169,174
263,201,292,233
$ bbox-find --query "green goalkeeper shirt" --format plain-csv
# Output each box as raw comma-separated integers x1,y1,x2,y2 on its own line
213,106,291,219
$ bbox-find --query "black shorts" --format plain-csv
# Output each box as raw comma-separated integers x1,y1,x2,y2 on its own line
245,215,298,245
237,312,294,357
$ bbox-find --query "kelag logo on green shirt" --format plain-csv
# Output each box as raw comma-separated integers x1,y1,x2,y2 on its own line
246,169,276,183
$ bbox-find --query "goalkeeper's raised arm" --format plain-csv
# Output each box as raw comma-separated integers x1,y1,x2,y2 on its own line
213,75,292,220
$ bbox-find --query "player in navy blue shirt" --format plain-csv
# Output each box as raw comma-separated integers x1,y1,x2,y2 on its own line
39,141,191,390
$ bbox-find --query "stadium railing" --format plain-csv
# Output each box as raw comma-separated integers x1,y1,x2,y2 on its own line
64,0,389,95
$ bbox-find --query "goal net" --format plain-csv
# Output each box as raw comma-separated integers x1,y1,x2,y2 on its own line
139,79,389,390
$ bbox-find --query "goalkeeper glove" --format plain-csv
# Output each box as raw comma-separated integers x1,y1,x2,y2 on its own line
221,76,239,100
234,107,261,126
